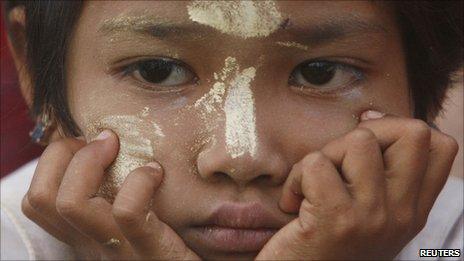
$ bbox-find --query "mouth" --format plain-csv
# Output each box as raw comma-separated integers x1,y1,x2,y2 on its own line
190,202,282,253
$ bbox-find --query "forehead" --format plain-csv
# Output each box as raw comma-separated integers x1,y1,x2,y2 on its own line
82,1,395,39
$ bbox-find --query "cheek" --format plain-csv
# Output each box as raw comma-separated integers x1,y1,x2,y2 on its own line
70,87,210,213
265,83,410,161
84,113,165,199
264,98,359,160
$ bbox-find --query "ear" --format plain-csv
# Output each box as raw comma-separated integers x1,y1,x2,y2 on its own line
6,6,33,107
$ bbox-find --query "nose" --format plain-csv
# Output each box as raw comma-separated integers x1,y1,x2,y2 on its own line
196,134,289,187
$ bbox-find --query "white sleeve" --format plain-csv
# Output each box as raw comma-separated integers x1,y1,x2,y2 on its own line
441,213,463,252
395,176,464,261
1,206,33,260
1,160,75,260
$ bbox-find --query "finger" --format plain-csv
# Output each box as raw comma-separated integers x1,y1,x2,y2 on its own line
357,112,431,206
30,138,86,205
25,137,86,243
21,196,70,244
279,163,305,213
417,129,458,219
320,128,386,209
113,162,199,260
280,151,351,214
56,130,123,244
113,163,163,251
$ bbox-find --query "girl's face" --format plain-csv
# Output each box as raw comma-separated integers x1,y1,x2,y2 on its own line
66,1,410,259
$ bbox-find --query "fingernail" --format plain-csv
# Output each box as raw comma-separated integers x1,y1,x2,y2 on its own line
145,162,162,172
360,110,385,121
95,130,112,141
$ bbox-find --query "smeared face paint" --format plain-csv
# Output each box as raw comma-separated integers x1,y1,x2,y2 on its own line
66,1,410,259
223,63,257,158
276,41,309,51
187,0,283,38
85,113,164,199
191,56,258,158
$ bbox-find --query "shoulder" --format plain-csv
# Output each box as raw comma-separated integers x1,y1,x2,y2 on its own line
1,159,75,260
395,176,463,260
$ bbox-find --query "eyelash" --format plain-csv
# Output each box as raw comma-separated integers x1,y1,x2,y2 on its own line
114,57,366,95
116,57,198,92
288,60,366,95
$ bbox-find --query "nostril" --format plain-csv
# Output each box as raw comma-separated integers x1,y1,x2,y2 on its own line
211,171,231,182
210,171,274,186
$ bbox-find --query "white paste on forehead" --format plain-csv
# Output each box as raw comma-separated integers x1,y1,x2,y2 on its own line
187,0,283,39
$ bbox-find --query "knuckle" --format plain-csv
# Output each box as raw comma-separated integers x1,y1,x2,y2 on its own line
55,198,80,218
406,120,431,139
112,206,140,226
27,189,53,211
439,134,459,156
347,128,377,144
21,196,36,219
301,151,328,171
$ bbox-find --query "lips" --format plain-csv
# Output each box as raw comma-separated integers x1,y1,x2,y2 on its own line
191,202,283,253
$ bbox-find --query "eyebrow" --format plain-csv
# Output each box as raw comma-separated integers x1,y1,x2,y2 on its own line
294,16,388,47
99,14,388,45
99,15,204,39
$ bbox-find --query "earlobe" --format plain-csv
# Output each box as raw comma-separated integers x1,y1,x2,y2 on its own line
6,6,33,108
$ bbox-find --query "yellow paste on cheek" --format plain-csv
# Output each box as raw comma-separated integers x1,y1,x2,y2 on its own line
86,110,164,200
187,0,282,39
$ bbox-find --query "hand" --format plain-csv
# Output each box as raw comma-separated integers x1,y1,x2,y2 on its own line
22,130,199,260
257,111,458,260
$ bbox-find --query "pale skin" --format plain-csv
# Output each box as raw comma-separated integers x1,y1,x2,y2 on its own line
8,1,459,260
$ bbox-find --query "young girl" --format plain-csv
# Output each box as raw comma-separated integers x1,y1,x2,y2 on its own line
1,1,462,260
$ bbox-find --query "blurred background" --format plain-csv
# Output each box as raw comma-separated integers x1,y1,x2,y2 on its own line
0,7,462,178
435,72,463,178
1,8,44,177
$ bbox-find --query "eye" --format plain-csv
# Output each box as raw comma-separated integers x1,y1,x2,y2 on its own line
289,61,364,92
123,58,197,88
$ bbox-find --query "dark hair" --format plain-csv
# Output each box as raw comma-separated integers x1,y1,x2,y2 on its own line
4,1,84,136
395,1,463,121
3,1,463,136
